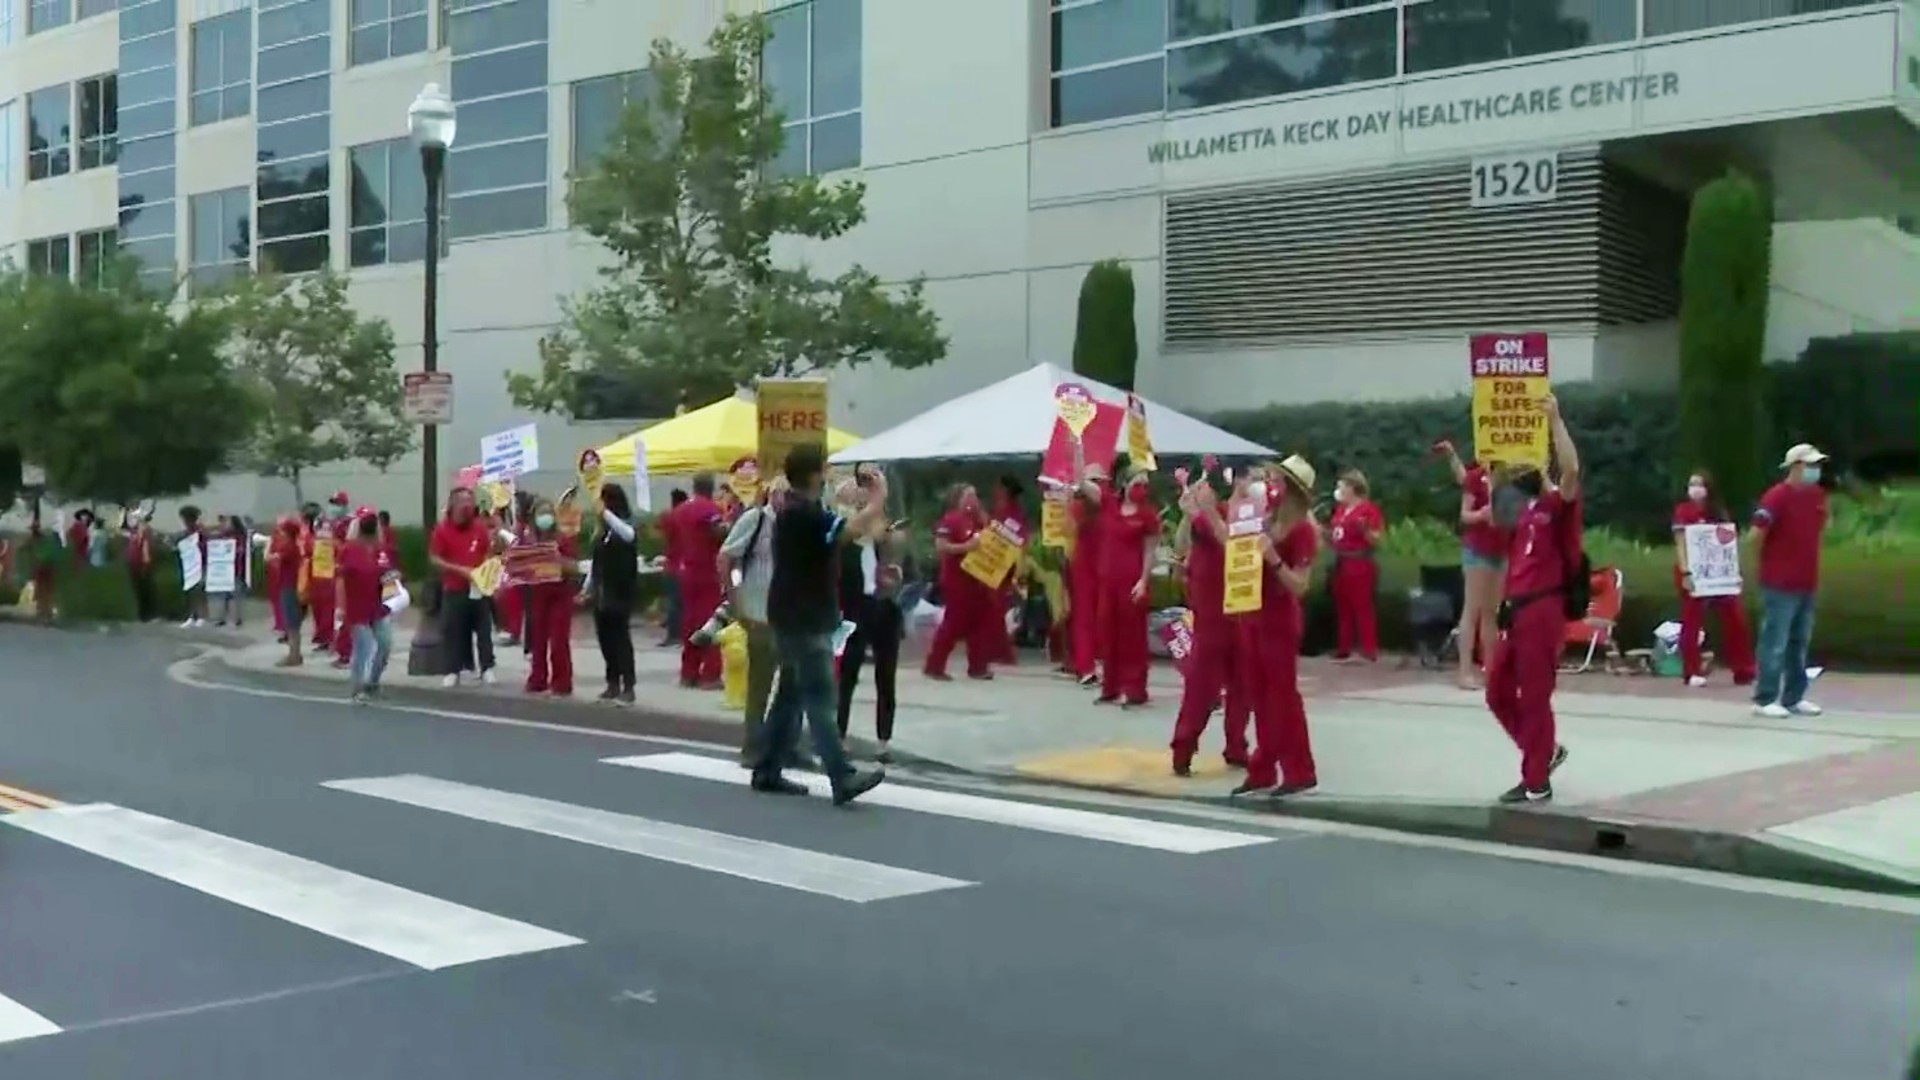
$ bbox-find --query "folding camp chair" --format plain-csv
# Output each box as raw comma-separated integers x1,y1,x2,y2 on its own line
1561,566,1625,673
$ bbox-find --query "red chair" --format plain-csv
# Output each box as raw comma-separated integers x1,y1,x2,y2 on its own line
1561,566,1624,673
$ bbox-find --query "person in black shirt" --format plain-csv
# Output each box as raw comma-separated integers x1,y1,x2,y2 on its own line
589,483,640,704
756,446,887,805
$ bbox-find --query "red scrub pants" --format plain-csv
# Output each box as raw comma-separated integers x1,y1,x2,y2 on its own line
678,573,723,685
1068,559,1105,679
496,584,525,644
1331,556,1380,660
1485,599,1562,790
524,583,575,694
334,585,354,664
1244,622,1316,789
1097,578,1150,703
309,577,335,649
1169,614,1250,766
1676,579,1755,683
925,576,993,678
267,563,285,635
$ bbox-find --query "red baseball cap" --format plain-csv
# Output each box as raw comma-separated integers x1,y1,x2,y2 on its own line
328,491,351,506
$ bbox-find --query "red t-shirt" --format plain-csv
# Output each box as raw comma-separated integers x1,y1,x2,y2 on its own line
1753,481,1826,593
1101,499,1159,582
337,542,390,627
934,509,981,586
127,527,154,570
1330,499,1385,555
1461,465,1505,558
66,522,90,563
670,496,725,584
1505,491,1582,597
430,517,492,592
270,532,302,585
1261,519,1319,639
1185,520,1225,619
1069,484,1109,581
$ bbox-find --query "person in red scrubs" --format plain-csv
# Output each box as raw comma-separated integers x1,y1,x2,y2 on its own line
1671,469,1755,687
1067,463,1112,687
1327,469,1387,663
1232,456,1321,798
1485,395,1579,804
986,476,1027,666
337,513,396,703
515,498,581,696
1094,467,1160,707
309,492,351,654
66,510,94,565
268,516,306,666
924,484,995,681
1439,442,1509,690
493,493,530,649
669,475,726,687
1168,475,1250,774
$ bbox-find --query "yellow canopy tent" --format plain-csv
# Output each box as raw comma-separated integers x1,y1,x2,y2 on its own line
594,396,860,476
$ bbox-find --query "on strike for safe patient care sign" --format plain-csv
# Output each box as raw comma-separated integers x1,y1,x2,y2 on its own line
1469,333,1551,471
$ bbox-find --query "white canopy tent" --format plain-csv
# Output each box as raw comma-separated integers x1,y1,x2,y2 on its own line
829,362,1276,464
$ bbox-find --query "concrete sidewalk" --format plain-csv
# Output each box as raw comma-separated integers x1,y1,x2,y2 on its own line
210,610,1920,893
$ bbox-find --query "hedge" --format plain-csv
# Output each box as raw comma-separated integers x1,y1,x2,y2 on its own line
1678,169,1772,517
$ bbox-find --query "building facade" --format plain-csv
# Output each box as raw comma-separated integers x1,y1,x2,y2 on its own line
2,0,1917,520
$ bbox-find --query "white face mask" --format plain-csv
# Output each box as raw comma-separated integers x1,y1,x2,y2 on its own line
1687,484,1708,502
1247,481,1269,503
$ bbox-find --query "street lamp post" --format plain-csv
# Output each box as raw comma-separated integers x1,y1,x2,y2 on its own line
407,82,456,531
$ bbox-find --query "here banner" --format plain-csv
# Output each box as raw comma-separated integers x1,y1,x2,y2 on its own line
757,378,828,475
1469,332,1551,471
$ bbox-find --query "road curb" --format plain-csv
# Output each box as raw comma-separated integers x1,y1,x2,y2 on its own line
200,648,1919,897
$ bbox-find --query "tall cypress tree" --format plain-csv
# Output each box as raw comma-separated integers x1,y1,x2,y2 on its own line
1677,169,1773,516
1071,259,1139,391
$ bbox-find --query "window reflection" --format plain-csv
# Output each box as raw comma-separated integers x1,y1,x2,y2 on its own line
1404,0,1635,74
1168,8,1396,111
761,0,863,177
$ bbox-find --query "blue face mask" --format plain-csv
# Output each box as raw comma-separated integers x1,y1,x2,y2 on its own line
1801,466,1822,485
535,514,555,530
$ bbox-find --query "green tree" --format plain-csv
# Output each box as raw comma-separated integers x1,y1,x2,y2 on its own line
0,271,254,505
1071,260,1139,391
0,444,20,512
508,13,947,418
1677,169,1772,515
214,270,413,503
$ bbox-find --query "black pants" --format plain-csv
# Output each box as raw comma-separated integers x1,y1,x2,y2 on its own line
129,568,157,622
595,608,635,690
837,597,902,741
440,591,496,673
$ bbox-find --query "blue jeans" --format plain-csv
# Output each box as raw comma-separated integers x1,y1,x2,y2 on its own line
1754,588,1816,708
757,627,853,784
278,587,303,635
350,620,393,692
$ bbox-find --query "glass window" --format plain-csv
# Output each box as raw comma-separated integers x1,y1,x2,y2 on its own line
257,154,330,201
119,35,175,80
465,90,549,150
77,75,118,170
189,186,250,288
1051,55,1166,126
448,186,546,240
27,236,72,278
78,0,117,17
762,0,863,176
448,139,546,195
257,115,329,162
0,101,16,190
29,0,70,35
1643,0,1878,36
258,234,329,274
445,0,545,55
0,0,13,42
258,75,329,124
1169,0,1386,41
190,11,252,125
569,70,649,173
451,42,547,100
1168,7,1397,111
119,168,175,210
118,0,174,39
258,36,330,85
348,137,437,267
27,84,72,182
260,0,329,46
77,228,118,287
1053,0,1166,72
1404,0,1636,74
116,133,175,174
119,235,177,281
349,0,430,65
256,194,328,240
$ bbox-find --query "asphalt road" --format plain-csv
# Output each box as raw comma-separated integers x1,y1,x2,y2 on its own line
0,625,1913,1080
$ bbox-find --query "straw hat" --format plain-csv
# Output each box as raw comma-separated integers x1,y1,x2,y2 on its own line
1274,454,1316,498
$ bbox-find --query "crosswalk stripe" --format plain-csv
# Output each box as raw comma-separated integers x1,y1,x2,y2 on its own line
1,804,582,971
323,774,974,904
604,752,1275,854
0,992,60,1046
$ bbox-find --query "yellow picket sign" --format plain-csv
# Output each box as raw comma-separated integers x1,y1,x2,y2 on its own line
1222,502,1264,615
962,523,1023,590
468,557,505,597
310,538,337,581
1040,498,1073,553
1125,393,1157,472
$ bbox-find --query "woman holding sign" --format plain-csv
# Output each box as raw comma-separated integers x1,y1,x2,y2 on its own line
1231,457,1321,798
513,498,582,697
1093,468,1160,707
924,485,995,681
1168,473,1251,774
1672,470,1755,687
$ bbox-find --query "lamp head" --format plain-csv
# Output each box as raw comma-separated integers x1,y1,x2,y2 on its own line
408,83,457,150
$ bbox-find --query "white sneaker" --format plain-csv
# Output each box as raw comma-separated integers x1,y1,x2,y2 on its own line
179,618,196,629
1753,702,1791,719
481,669,498,686
441,673,459,689
1686,675,1708,688
1789,700,1824,716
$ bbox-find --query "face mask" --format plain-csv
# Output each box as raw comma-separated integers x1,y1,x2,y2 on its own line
1801,466,1822,484
535,513,555,530
1247,481,1269,504
1511,472,1544,499
1128,485,1150,504
1687,484,1708,502
1335,486,1352,505
328,505,347,519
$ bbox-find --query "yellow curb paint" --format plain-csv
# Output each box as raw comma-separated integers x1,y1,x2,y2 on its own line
1014,746,1234,798
0,782,62,810
0,795,32,813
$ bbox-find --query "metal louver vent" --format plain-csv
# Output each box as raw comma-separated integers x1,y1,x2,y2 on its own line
1162,150,1681,347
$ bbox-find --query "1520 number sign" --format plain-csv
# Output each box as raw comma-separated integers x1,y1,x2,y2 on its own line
1470,152,1560,208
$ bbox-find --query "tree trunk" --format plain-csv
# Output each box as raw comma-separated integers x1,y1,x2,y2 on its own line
290,470,305,509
